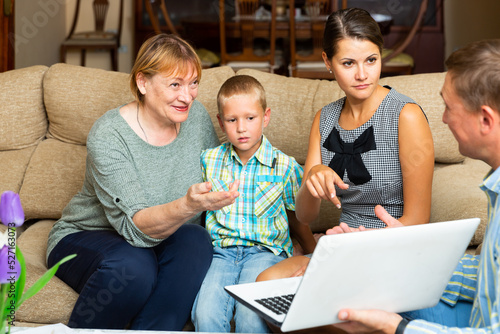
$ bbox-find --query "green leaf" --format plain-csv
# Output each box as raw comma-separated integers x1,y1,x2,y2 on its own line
0,284,7,323
16,254,76,308
15,245,26,304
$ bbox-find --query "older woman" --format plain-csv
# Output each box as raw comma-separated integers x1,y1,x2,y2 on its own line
46,34,238,330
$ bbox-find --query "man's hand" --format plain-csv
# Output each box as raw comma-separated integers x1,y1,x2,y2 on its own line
374,205,404,228
326,205,404,235
326,222,367,235
333,308,403,334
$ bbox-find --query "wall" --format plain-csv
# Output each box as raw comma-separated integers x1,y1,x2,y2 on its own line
15,0,66,69
15,0,134,73
444,0,500,60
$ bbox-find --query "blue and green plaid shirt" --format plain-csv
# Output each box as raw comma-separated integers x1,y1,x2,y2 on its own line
201,136,303,257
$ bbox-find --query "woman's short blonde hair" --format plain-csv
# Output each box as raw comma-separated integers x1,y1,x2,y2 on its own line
130,34,202,104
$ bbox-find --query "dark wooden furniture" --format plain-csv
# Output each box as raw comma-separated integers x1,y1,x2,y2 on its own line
0,0,15,72
289,0,332,79
134,0,444,74
60,0,124,71
144,0,178,36
219,0,278,72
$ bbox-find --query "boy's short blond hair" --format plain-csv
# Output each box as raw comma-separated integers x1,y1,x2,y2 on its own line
217,75,267,115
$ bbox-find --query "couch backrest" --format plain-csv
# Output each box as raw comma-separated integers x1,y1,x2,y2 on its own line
379,74,464,164
17,64,135,219
1,64,463,225
236,69,463,166
0,66,48,194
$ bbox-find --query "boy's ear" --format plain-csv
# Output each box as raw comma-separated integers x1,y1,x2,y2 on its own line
263,108,271,128
217,114,226,133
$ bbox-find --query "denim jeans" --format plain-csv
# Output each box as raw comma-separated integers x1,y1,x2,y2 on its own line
48,224,213,330
400,299,473,328
191,245,286,333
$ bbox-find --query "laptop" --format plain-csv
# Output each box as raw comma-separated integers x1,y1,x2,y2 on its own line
224,218,480,332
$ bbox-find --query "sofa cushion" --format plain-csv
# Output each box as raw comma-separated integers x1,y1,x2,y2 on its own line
0,147,37,194
379,73,465,164
17,220,77,325
20,139,86,220
197,66,236,144
43,63,133,145
431,158,490,246
0,66,48,150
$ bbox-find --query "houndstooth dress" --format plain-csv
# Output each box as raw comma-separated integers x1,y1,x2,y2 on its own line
320,87,424,229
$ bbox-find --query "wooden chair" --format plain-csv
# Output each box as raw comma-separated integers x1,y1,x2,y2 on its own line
60,0,124,71
288,0,332,79
336,0,429,76
380,0,429,76
289,0,429,78
143,0,179,36
219,0,278,73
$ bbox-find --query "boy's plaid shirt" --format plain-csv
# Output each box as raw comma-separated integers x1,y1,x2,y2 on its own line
201,136,303,256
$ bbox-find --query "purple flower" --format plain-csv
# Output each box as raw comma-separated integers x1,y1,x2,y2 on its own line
0,245,20,284
0,191,24,227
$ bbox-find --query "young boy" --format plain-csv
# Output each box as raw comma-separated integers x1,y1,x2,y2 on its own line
191,75,316,333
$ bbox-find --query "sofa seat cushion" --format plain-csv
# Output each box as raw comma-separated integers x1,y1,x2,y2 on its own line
431,158,490,246
17,220,77,325
20,139,86,220
0,147,37,194
0,66,48,151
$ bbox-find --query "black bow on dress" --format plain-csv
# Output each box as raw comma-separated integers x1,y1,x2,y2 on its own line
323,126,376,185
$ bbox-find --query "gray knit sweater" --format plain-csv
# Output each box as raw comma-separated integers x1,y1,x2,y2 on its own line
46,100,220,259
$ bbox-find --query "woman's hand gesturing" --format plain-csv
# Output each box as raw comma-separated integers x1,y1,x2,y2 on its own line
186,180,240,213
305,164,349,209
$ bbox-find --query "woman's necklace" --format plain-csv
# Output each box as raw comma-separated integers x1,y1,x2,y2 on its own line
136,104,149,144
136,104,179,145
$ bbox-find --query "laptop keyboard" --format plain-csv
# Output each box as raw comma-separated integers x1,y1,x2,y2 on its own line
255,294,295,315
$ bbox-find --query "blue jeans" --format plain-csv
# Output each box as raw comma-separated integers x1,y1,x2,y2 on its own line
48,224,213,330
400,300,473,327
191,245,286,333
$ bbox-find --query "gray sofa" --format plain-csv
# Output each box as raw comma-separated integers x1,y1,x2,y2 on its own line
0,63,489,327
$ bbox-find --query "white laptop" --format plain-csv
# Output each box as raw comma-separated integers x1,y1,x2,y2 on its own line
225,218,480,332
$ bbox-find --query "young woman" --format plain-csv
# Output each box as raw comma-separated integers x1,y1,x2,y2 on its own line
258,7,434,286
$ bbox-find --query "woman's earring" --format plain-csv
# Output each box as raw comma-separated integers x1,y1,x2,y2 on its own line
329,69,333,74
